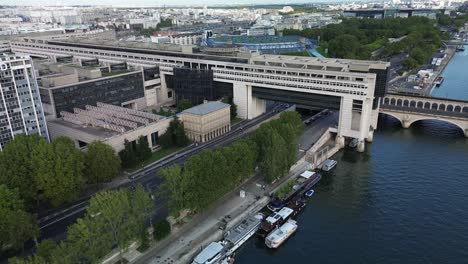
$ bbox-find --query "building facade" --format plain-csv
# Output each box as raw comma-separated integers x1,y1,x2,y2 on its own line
0,55,48,149
179,101,230,142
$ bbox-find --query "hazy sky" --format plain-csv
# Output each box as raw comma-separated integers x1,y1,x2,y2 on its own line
3,0,329,7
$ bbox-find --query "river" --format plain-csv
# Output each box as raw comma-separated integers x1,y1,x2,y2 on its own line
235,47,468,263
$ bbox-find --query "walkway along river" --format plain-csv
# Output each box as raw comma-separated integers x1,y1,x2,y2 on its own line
236,47,468,263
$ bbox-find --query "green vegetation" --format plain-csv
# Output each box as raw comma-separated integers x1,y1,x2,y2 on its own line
126,147,183,173
84,141,121,183
0,135,123,254
0,135,86,208
437,13,468,30
275,179,296,199
153,220,171,241
159,116,190,149
0,185,38,253
12,186,154,264
279,50,312,57
222,96,238,120
177,99,193,112
119,135,153,169
158,112,304,216
284,16,449,69
152,108,174,117
139,19,173,37
316,46,329,57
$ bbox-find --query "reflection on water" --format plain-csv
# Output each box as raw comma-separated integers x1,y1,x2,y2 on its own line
236,115,468,263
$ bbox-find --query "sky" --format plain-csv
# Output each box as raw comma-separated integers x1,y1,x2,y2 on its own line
2,0,334,7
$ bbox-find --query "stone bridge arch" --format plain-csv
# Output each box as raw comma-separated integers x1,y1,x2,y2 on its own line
380,112,468,137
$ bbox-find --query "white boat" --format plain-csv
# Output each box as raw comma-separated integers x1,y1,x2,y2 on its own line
265,219,298,249
223,213,264,255
305,189,314,197
192,242,225,264
321,159,337,172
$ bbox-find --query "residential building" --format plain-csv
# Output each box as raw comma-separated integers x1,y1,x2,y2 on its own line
0,55,48,149
180,101,230,143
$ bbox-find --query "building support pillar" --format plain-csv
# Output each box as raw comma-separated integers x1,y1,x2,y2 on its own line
357,140,366,153
232,82,266,120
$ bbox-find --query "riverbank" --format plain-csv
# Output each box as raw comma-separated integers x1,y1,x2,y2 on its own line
128,114,340,264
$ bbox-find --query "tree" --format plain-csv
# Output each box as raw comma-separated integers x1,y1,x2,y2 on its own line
135,136,152,161
158,165,190,216
0,134,44,205
328,34,361,58
84,141,121,183
34,137,84,207
65,216,113,263
159,117,190,149
177,99,192,112
153,220,171,241
119,139,138,168
0,185,38,253
35,239,58,263
87,189,137,263
129,184,153,247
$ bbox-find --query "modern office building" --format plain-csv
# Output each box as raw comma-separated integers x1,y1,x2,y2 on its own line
179,101,230,142
36,62,147,118
9,37,390,152
0,55,48,150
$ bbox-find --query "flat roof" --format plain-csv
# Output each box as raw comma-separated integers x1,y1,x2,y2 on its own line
182,101,230,116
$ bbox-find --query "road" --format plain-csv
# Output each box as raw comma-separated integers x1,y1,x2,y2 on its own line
21,103,291,253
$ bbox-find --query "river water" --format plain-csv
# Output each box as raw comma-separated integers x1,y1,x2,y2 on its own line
236,48,468,263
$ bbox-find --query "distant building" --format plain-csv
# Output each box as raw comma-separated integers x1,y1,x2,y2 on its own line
47,102,170,151
0,55,49,150
179,101,230,142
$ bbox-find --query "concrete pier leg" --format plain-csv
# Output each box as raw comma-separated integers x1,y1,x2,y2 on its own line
335,136,345,148
357,140,365,153
402,120,411,128
366,131,374,143
464,129,468,138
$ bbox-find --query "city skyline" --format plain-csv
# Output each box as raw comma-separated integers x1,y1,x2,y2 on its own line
4,0,354,7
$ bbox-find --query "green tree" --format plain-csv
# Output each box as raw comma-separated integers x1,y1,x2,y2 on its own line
0,134,43,205
119,139,137,168
65,216,113,263
84,141,121,183
87,189,136,263
35,239,58,263
129,184,153,247
0,185,38,252
153,220,171,241
160,117,190,149
328,34,361,58
177,99,192,112
158,165,190,216
34,137,84,207
403,57,419,70
135,136,152,161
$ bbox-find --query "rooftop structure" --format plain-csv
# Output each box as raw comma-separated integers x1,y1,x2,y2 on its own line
182,101,230,116
206,35,317,54
48,102,170,151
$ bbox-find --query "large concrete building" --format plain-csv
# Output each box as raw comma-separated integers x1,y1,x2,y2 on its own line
47,102,170,152
180,101,230,142
9,37,391,152
0,55,49,149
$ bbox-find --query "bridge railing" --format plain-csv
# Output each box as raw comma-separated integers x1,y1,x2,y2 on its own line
380,104,468,119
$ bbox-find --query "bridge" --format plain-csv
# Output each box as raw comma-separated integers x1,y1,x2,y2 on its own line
380,94,468,137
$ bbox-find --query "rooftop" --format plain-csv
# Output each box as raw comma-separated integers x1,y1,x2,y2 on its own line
59,102,165,135
212,35,307,44
182,101,230,116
